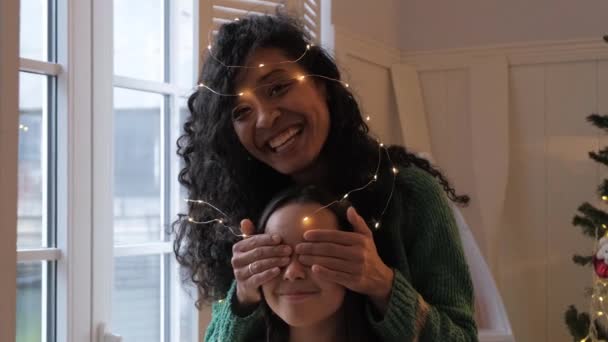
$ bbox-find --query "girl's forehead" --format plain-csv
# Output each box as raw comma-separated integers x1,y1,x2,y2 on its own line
264,203,338,242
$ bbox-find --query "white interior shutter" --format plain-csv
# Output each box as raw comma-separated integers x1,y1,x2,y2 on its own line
203,0,322,43
210,0,287,33
298,0,321,43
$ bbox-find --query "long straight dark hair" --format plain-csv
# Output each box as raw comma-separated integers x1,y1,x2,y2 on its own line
256,185,378,342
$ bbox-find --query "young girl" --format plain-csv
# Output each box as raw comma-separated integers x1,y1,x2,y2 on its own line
173,13,478,341
255,185,376,341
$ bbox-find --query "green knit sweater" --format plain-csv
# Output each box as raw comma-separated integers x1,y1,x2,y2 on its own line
204,165,479,341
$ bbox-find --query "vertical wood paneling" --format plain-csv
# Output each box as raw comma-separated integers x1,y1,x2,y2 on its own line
343,55,403,146
419,70,486,260
503,65,547,342
545,61,598,342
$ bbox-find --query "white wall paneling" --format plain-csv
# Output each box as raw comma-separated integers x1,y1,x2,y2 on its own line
336,22,608,340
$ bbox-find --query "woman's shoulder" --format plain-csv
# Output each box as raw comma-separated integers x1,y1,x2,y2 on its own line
393,164,452,213
395,164,443,194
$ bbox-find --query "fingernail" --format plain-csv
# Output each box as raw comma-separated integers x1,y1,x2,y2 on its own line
283,246,292,254
272,235,281,243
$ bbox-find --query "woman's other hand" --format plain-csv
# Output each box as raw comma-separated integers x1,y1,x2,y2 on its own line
231,218,292,306
295,207,394,314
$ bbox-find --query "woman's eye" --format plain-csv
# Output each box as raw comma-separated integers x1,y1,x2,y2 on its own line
268,81,292,97
232,107,251,121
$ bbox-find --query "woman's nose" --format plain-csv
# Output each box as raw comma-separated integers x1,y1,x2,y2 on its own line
283,255,306,281
256,107,280,129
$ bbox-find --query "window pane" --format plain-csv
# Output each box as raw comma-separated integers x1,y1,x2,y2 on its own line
113,255,163,341
175,0,195,88
19,0,49,60
114,88,163,244
114,0,165,82
180,278,198,341
16,262,43,342
18,72,48,249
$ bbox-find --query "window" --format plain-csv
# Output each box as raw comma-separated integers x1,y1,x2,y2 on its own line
16,1,60,341
6,1,327,341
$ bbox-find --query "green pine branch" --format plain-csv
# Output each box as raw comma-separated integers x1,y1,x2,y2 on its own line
573,255,594,266
572,215,599,239
598,180,608,199
588,114,608,131
589,147,608,167
566,305,590,340
573,202,608,239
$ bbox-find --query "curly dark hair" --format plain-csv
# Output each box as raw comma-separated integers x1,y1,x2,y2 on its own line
172,13,469,307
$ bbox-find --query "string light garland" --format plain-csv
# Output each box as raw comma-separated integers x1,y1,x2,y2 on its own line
196,73,349,98
188,27,394,237
185,140,399,238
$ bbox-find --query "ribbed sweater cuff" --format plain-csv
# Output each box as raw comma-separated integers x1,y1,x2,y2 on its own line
366,269,418,341
226,281,263,327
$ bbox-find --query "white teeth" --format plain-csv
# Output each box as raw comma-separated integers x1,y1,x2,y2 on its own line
269,126,301,150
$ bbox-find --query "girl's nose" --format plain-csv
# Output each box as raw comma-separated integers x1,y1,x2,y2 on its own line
283,255,306,281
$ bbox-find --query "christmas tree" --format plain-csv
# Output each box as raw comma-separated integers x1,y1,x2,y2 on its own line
566,114,608,341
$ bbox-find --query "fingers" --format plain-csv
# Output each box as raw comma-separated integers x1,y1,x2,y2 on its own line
298,255,361,274
311,264,354,287
303,229,365,245
233,232,281,254
247,267,281,288
232,245,292,268
239,218,257,237
234,256,290,279
347,206,373,237
295,242,361,261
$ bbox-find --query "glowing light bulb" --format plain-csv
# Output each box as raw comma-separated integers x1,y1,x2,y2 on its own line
298,75,306,81
374,222,380,229
343,194,349,199
259,63,265,68
238,92,244,96
197,200,203,204
218,219,223,224
366,116,370,121
302,216,310,224
392,167,398,174
306,44,311,50
603,224,607,229
373,175,378,180
379,143,384,147
344,83,350,88
603,196,608,201
234,18,239,21
207,45,212,50
600,296,604,302
188,217,194,222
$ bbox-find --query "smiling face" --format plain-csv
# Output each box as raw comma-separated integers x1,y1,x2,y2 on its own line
261,202,345,327
231,48,331,176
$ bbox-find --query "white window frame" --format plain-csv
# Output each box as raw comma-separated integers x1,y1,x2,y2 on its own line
0,1,20,341
92,1,200,341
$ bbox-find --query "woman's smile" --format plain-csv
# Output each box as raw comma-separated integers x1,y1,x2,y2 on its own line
232,47,330,177
267,125,303,153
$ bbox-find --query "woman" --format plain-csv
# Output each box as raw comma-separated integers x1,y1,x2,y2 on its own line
173,13,478,341
255,185,377,341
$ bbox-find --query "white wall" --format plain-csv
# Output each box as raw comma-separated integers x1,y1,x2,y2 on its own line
398,0,608,51
332,1,608,341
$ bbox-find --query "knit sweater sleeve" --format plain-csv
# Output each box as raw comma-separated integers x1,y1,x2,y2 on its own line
203,281,265,342
365,167,478,341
